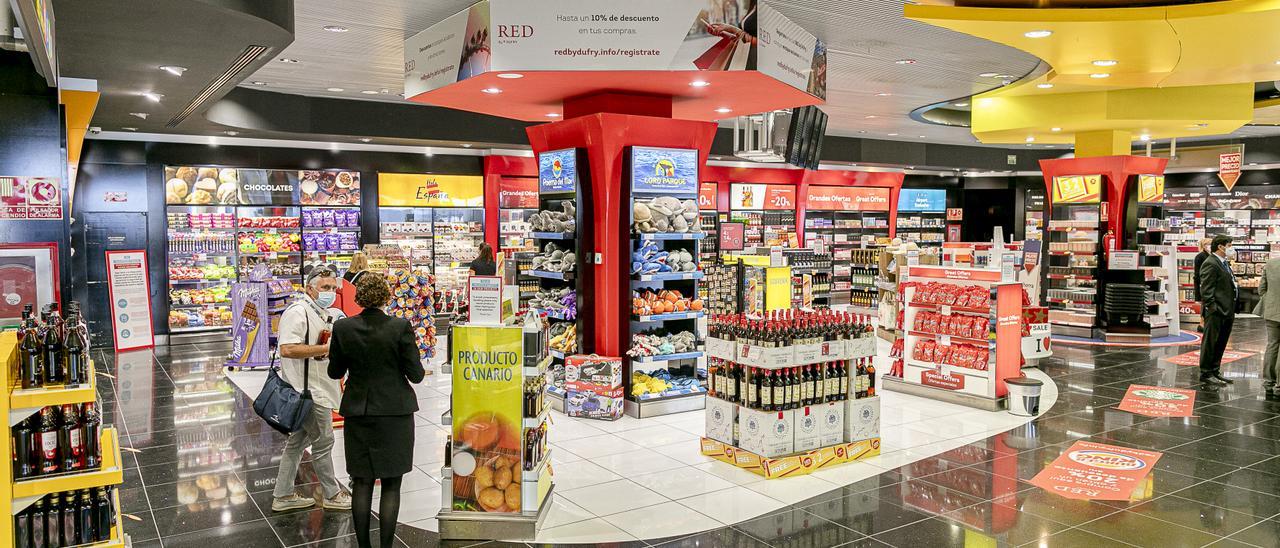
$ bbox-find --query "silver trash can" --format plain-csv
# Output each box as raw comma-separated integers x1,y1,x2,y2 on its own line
1006,376,1044,417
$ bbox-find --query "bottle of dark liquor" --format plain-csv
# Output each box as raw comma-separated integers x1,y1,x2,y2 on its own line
58,404,83,472
808,365,820,406
725,363,738,404
30,497,46,548
14,415,36,479
746,367,758,410
41,311,63,385
15,498,32,548
838,361,849,401
866,361,877,398
63,311,88,385
94,488,112,542
82,402,101,469
19,307,42,389
78,490,94,545
770,369,785,412
60,492,76,547
735,363,747,405
36,407,58,476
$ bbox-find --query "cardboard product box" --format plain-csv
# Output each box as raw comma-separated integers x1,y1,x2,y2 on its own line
704,397,738,445
794,406,823,452
565,355,622,387
739,407,794,458
816,402,844,447
843,396,881,442
566,382,624,421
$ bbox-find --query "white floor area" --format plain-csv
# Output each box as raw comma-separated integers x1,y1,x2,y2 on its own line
225,357,1058,544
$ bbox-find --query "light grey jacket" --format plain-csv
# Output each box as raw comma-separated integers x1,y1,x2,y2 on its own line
1255,258,1280,322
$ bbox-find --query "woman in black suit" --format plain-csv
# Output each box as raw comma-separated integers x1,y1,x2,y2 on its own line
328,274,426,548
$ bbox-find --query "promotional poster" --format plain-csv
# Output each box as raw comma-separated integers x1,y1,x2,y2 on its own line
1051,174,1102,204
1117,385,1196,418
1030,440,1162,500
227,282,271,368
450,326,525,513
164,167,361,206
804,186,892,212
106,250,155,351
378,174,485,207
631,147,699,195
538,148,579,194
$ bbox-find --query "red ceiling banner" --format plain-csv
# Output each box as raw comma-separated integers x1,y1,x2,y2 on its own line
698,182,718,210
805,186,891,211
498,176,539,209
1030,441,1162,500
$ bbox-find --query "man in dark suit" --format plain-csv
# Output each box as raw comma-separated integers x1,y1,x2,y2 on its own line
1193,237,1212,332
1199,234,1238,385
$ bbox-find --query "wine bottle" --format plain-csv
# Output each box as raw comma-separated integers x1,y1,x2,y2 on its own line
58,404,82,472
14,416,36,479
19,308,41,389
82,402,101,469
30,498,46,548
78,490,94,545
60,492,76,547
37,407,59,475
41,311,63,385
94,488,112,542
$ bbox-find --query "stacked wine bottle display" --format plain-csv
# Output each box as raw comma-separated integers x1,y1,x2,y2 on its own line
13,403,103,480
14,487,116,547
17,303,91,390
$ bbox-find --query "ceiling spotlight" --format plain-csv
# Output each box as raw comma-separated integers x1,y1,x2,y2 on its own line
715,107,733,113
159,65,187,76
1026,136,1036,142
323,25,349,33
979,72,1000,78
1092,59,1118,67
423,147,433,156
887,133,899,136
1139,134,1151,141
496,73,524,79
480,87,502,94
545,113,561,118
953,102,969,107
876,92,892,97
129,112,148,119
224,130,239,136
690,80,710,88
1051,127,1062,132
278,58,299,63
1090,73,1111,79
918,136,926,139
1249,162,1259,166
895,59,917,65
142,92,163,102
1023,30,1053,39
250,81,268,86
121,127,137,131
361,90,380,95
461,143,473,148
359,138,372,143
327,87,345,92
1037,83,1054,89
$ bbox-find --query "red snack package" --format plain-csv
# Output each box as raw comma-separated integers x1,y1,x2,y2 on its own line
972,287,991,308
955,345,975,369
977,348,990,370
914,311,929,332
924,311,940,334
913,339,931,362
934,343,953,365
948,316,964,337
972,317,990,339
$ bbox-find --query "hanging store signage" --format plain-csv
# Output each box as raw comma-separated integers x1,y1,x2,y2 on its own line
0,176,63,220
1203,186,1280,210
405,1,827,100
1051,175,1102,204
450,325,526,514
631,147,699,195
698,182,718,210
804,186,891,212
1117,385,1196,418
1219,152,1242,191
106,250,155,351
1165,190,1206,210
378,174,485,207
1030,440,1162,500
164,167,361,206
538,148,579,194
897,189,946,212
1136,175,1165,204
730,183,765,210
498,177,539,209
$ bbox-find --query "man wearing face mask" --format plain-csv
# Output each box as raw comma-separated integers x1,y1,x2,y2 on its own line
1199,234,1239,386
271,268,352,512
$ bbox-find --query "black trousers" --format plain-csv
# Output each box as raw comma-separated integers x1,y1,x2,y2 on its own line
1200,310,1235,378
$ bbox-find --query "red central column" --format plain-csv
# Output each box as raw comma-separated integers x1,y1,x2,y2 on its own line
526,93,717,356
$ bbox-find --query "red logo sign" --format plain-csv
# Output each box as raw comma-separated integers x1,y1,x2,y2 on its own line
946,208,963,221
1030,441,1162,500
1219,152,1242,191
698,182,717,210
921,369,964,390
1118,385,1196,418
497,25,534,38
805,186,891,212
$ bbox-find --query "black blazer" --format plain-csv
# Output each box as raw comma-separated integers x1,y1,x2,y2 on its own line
1193,251,1210,302
1199,254,1238,318
327,308,425,416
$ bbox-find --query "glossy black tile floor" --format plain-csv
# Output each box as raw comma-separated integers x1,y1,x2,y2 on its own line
96,319,1280,547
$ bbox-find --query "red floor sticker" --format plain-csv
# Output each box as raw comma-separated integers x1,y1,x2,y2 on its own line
1118,385,1197,418
1030,441,1163,500
1165,349,1255,366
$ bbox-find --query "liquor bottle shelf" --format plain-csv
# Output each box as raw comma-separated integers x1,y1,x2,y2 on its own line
13,427,123,502
10,361,98,415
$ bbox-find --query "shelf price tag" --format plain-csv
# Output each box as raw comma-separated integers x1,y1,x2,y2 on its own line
940,305,951,315
938,335,951,346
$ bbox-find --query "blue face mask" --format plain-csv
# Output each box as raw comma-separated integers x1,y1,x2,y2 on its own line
314,291,337,309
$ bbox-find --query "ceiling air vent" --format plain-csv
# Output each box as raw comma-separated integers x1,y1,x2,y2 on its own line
166,45,270,128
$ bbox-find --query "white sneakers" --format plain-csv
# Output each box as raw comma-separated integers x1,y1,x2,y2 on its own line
272,490,352,511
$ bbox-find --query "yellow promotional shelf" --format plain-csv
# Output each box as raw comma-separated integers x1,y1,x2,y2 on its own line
10,360,97,413
12,427,123,501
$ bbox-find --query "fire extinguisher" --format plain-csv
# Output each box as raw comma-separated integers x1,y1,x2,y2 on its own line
1103,229,1117,260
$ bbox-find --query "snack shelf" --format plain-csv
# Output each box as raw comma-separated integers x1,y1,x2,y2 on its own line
633,311,705,322
904,360,991,378
239,251,302,257
169,279,234,285
905,331,993,347
168,325,232,334
170,301,230,308
906,302,991,315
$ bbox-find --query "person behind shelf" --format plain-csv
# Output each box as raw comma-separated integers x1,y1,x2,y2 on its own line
1255,255,1280,396
469,241,496,276
271,267,351,513
337,252,369,318
1194,237,1213,332
327,273,426,548
1199,234,1238,386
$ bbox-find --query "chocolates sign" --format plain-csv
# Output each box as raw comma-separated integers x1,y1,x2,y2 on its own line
164,166,361,206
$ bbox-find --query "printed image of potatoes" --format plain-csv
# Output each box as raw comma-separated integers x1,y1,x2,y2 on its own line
454,413,522,512
472,452,522,512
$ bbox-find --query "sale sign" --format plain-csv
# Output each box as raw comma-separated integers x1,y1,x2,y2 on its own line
1030,441,1162,500
764,186,796,210
698,182,717,210
805,186,891,211
1118,385,1196,418
1219,152,1242,191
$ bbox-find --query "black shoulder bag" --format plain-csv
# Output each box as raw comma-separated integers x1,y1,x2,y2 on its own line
253,304,314,434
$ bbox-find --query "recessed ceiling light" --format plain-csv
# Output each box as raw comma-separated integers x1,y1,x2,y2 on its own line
159,65,187,76
323,25,349,32
715,107,733,113
690,80,710,88
461,143,472,148
361,90,381,95
250,81,268,86
496,73,524,79
1139,134,1151,141
1090,73,1111,79
278,58,299,63
142,92,163,102
545,113,561,118
327,87,345,92
979,72,1000,78
1024,30,1053,39
895,59,917,65
865,115,877,119
224,130,239,136
129,112,148,119
359,138,372,143
1092,60,1118,67
953,102,969,107
876,92,892,97
887,133,899,136
1037,83,1054,89
1051,127,1062,132
121,127,137,131
1026,136,1036,142
480,87,502,94
918,136,926,139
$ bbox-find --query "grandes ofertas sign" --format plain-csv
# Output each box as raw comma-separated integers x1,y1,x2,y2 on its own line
450,326,525,513
498,177,538,209
538,149,579,194
1136,174,1165,204
805,186,891,212
405,0,828,99
898,189,946,212
378,174,485,207
1051,175,1102,204
631,147,698,195
105,250,155,351
1030,440,1162,501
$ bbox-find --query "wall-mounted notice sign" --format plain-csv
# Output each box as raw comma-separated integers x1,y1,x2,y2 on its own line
468,276,503,326
698,182,718,210
106,250,155,351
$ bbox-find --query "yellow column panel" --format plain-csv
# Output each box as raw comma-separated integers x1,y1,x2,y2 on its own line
1075,130,1132,158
